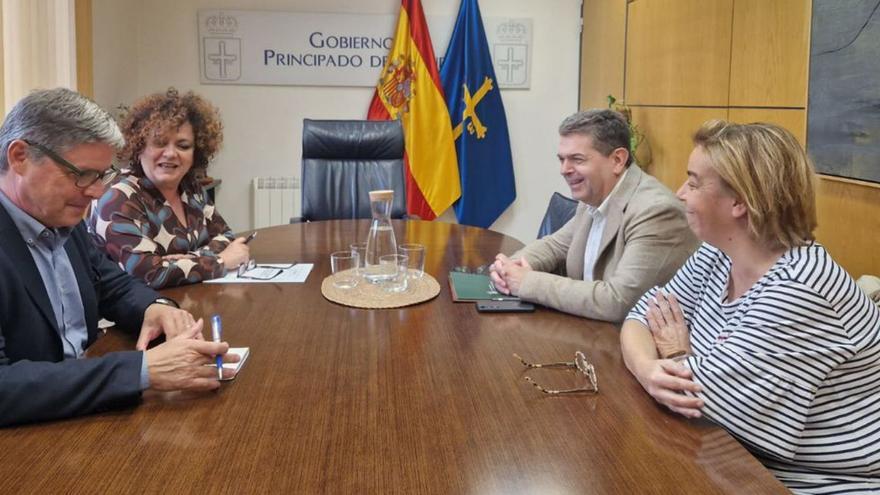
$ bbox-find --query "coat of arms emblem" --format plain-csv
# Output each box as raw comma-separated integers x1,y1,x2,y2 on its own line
379,56,416,119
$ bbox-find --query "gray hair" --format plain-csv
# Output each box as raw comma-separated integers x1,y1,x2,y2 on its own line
0,87,124,173
558,109,633,167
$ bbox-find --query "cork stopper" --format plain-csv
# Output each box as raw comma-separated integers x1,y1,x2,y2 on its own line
368,190,394,201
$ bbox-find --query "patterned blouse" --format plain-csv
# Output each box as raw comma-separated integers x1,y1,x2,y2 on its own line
88,174,233,289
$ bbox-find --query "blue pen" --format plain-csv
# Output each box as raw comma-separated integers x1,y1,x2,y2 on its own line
211,315,223,380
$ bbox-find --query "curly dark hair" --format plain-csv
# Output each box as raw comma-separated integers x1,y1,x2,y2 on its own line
119,88,223,178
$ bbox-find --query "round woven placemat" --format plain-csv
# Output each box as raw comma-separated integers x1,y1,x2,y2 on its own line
321,269,441,309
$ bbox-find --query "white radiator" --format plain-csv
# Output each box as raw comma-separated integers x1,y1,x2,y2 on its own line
252,177,300,229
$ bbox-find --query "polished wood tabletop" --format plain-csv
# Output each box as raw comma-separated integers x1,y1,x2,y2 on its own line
0,220,787,494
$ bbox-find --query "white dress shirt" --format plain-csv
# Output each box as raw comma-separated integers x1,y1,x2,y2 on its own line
583,167,629,281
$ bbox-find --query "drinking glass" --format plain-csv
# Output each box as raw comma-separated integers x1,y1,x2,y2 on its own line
398,243,425,279
379,254,408,293
350,242,367,275
330,251,359,289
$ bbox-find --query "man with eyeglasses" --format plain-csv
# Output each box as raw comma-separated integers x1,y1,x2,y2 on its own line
0,88,237,427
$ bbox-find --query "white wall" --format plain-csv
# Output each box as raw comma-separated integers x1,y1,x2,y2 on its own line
92,0,580,244
91,0,138,114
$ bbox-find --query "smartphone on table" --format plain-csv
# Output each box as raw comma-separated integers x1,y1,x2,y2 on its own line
475,300,536,313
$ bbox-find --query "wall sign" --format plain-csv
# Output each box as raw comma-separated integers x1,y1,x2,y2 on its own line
198,9,532,89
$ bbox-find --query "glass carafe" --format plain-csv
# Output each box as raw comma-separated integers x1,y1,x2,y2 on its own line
363,189,398,283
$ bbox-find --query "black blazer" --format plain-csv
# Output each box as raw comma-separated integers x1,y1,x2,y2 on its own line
0,205,159,426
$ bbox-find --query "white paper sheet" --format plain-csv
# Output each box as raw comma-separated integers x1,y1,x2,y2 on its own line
204,263,314,284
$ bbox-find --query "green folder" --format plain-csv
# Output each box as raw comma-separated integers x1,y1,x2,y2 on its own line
448,271,520,302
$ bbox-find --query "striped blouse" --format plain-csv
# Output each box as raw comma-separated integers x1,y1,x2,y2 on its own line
627,242,880,494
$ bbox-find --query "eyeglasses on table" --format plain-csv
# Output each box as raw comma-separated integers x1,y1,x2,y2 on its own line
513,351,599,394
236,259,295,280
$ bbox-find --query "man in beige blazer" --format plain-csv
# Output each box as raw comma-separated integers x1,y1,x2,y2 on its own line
490,110,698,322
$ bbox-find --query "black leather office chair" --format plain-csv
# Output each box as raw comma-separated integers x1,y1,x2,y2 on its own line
297,119,407,222
537,192,579,238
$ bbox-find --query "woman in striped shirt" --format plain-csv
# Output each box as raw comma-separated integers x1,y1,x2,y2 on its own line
621,120,880,493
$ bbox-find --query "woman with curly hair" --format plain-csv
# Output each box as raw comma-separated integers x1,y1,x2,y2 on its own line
89,88,249,288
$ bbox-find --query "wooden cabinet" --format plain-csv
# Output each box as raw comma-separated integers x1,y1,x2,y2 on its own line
625,0,733,106
580,0,880,276
729,0,811,108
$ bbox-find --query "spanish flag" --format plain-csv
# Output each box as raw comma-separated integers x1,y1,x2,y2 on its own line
368,0,461,220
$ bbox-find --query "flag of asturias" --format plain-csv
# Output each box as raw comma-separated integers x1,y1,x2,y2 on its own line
440,0,516,228
367,0,460,220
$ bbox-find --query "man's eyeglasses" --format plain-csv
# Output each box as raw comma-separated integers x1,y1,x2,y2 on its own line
236,259,294,280
514,351,599,394
24,139,121,189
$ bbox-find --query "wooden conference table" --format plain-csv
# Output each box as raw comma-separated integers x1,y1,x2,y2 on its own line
0,220,786,494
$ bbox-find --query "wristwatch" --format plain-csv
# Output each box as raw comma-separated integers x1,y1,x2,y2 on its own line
150,297,180,309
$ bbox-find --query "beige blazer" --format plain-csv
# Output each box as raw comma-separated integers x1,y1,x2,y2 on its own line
514,165,699,322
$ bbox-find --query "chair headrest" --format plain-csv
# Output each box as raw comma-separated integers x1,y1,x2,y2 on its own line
302,119,404,160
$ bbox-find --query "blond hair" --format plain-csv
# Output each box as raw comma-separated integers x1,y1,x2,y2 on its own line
693,120,817,250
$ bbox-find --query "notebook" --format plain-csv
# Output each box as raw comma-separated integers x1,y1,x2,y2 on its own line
448,271,520,302
220,347,249,381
